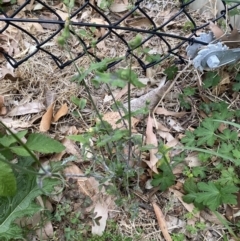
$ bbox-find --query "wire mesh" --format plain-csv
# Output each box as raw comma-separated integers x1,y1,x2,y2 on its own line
0,0,239,70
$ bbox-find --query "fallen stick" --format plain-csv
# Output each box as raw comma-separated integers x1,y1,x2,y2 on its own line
152,202,172,241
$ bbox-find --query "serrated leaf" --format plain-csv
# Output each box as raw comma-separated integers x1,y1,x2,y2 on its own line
194,118,219,146
196,182,238,210
0,130,28,147
192,166,206,178
0,160,16,197
219,143,234,155
26,133,65,153
219,129,238,141
183,87,196,96
218,167,240,185
164,65,178,80
10,146,30,156
232,149,240,159
181,131,196,147
182,192,198,203
151,164,175,191
183,178,198,193
203,71,220,88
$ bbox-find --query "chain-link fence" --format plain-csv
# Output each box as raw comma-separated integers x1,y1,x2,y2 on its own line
0,0,239,70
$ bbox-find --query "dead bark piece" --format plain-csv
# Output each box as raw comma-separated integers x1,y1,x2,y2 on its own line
152,202,172,241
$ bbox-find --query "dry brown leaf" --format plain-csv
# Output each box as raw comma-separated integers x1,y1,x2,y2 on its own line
90,18,108,37
64,163,98,197
152,202,172,241
212,71,230,96
25,0,34,11
40,103,54,132
157,130,174,143
0,106,7,116
115,84,134,100
225,192,240,223
102,111,138,130
0,117,31,129
166,117,184,132
156,121,170,132
36,221,54,240
53,137,83,162
63,163,115,215
92,202,108,235
185,152,201,168
158,130,179,148
200,210,225,225
27,21,44,32
8,101,45,116
222,28,240,48
39,15,58,30
166,215,186,229
170,188,200,218
209,22,240,48
33,2,44,10
0,95,7,116
110,3,128,12
56,10,77,21
0,62,16,81
53,103,68,122
124,16,152,28
144,116,158,173
155,107,187,118
209,21,225,39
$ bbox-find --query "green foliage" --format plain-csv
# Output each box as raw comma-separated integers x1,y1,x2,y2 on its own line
183,179,238,211
225,0,240,3
0,130,65,157
70,96,87,110
0,160,16,197
0,168,60,240
194,118,219,147
129,34,142,49
203,71,221,88
183,21,194,32
142,48,161,63
180,105,240,213
73,57,123,84
152,162,175,191
233,73,240,91
178,87,195,110
0,123,66,240
26,133,65,154
171,233,185,241
164,65,178,80
98,0,114,10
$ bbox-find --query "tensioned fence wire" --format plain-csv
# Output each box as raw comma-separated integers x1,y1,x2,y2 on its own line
0,0,239,70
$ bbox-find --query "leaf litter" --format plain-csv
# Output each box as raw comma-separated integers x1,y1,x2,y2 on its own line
1,0,240,240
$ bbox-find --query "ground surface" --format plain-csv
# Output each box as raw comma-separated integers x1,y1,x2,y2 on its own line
1,0,240,240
